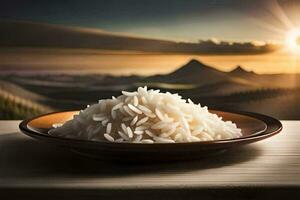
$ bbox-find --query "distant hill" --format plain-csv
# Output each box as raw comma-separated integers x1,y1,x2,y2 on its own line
168,59,229,83
229,65,300,88
145,58,300,94
180,80,258,97
229,66,256,77
0,80,49,102
146,59,258,89
0,95,46,119
0,80,52,119
146,59,228,85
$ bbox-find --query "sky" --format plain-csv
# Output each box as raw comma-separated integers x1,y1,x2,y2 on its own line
1,0,300,43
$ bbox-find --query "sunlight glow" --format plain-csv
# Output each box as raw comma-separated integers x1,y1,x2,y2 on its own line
286,29,300,53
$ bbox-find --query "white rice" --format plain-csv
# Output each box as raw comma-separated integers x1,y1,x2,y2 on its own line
49,86,242,143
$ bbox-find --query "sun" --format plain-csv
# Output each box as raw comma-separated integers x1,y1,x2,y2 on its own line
286,29,300,53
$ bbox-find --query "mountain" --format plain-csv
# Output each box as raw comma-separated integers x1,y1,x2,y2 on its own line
170,59,225,77
146,59,259,90
146,59,230,85
229,65,300,88
230,66,256,77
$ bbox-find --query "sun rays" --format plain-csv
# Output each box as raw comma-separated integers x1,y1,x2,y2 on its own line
250,0,300,54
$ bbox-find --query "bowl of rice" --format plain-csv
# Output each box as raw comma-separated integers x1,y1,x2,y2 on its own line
19,86,282,161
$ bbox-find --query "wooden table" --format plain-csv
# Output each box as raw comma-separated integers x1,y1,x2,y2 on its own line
0,120,299,199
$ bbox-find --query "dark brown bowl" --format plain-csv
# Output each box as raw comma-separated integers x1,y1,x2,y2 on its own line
19,110,282,161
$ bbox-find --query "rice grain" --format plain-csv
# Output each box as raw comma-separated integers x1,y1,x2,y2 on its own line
50,86,242,143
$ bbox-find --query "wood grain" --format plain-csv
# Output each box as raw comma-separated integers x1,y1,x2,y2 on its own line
0,121,299,198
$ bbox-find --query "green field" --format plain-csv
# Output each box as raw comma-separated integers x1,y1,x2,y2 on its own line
0,95,45,120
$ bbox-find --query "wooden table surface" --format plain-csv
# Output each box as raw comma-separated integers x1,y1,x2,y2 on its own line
0,120,299,199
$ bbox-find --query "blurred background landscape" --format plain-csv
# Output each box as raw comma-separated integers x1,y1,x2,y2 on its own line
1,0,300,119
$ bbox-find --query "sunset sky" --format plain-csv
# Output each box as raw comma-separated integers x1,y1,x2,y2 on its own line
1,0,300,75
1,0,300,43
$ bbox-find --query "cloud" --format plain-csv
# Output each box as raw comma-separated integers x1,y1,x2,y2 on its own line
0,20,280,55
169,39,280,55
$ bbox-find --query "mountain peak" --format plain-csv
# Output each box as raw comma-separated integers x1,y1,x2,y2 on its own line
171,59,219,76
186,59,203,66
230,65,255,75
231,65,245,72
